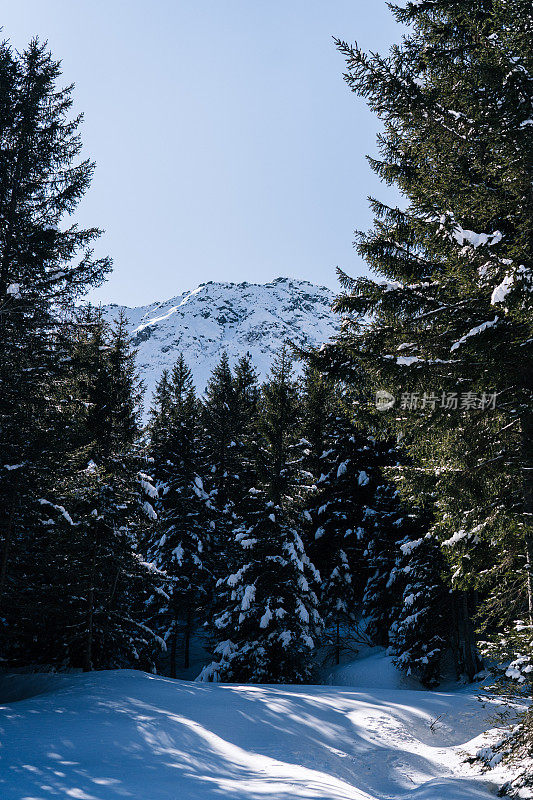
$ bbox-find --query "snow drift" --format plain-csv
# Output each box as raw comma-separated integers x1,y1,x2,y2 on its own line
0,667,502,800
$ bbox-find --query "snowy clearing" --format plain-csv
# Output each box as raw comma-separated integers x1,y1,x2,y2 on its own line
0,667,505,800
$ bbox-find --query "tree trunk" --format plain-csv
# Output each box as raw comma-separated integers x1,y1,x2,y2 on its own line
184,611,192,670
526,536,533,626
83,583,94,672
170,625,177,679
0,506,15,608
83,533,98,672
452,591,480,681
335,618,340,665
520,414,533,624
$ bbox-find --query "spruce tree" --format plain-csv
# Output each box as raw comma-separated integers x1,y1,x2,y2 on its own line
233,353,261,495
361,483,408,648
199,349,321,683
299,369,373,662
201,352,240,514
325,0,532,678
146,354,211,677
0,39,110,662
200,353,260,581
388,534,448,687
29,311,163,671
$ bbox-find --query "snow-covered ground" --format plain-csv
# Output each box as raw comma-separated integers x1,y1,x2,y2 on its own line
323,647,424,691
0,658,508,800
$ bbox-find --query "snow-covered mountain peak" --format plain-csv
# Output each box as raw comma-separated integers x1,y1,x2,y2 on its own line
103,277,339,411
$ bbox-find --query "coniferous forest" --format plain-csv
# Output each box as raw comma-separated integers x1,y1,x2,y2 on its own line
0,2,532,797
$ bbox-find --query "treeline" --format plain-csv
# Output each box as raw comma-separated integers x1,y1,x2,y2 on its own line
0,0,531,715
1,301,164,671
0,281,497,687
145,347,450,685
0,35,444,684
0,292,454,686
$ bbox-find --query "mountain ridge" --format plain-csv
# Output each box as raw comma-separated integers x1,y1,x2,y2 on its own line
102,277,340,412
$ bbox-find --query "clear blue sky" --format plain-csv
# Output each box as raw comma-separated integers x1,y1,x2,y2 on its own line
3,1,403,307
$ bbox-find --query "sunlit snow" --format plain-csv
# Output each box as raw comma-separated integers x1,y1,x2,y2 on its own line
0,664,504,800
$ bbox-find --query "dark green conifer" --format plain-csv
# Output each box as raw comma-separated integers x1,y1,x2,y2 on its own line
200,349,321,683
33,311,162,671
146,354,211,677
325,0,532,679
0,39,110,662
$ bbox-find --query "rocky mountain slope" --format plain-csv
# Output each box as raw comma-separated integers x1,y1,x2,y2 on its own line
103,277,339,412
